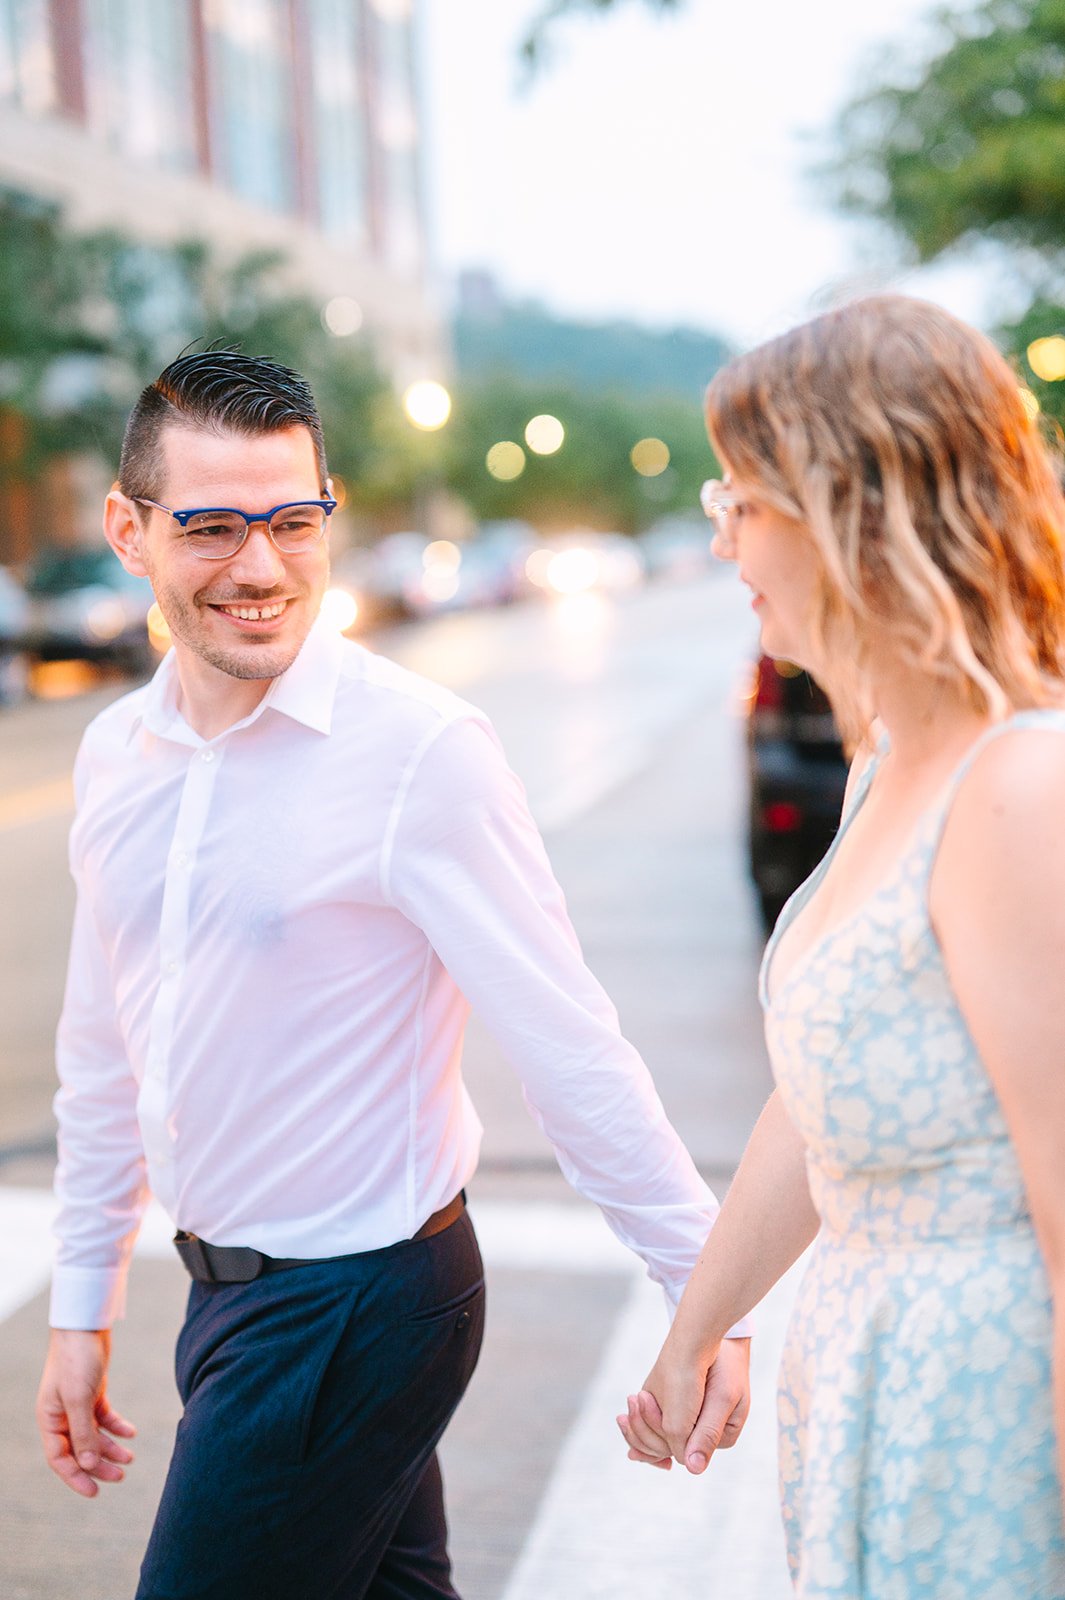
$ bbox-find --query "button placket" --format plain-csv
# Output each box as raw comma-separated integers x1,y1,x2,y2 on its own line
138,741,223,1213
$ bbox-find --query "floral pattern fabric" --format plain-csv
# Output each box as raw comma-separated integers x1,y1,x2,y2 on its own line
761,711,1065,1598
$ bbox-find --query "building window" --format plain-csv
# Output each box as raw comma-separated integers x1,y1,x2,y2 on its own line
202,0,294,213
0,0,56,114
82,0,196,170
307,0,365,243
371,4,422,272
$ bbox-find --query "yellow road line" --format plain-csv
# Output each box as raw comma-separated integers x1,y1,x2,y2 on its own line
0,777,74,832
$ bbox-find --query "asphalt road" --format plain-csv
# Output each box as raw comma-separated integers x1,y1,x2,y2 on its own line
0,574,795,1600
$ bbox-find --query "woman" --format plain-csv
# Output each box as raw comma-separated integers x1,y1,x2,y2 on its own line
618,296,1065,1596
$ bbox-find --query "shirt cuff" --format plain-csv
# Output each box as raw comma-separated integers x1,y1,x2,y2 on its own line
49,1265,130,1330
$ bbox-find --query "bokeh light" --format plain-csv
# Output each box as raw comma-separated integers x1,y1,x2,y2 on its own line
423,540,462,571
319,587,360,633
1027,336,1065,383
547,547,599,594
1018,386,1041,422
147,602,171,654
524,548,554,588
422,566,460,602
524,414,565,455
322,297,364,337
630,437,670,477
486,441,526,481
403,380,452,430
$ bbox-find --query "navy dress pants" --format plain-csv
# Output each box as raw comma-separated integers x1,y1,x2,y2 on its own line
136,1210,485,1600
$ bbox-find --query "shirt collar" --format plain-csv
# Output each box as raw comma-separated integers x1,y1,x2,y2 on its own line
129,614,345,747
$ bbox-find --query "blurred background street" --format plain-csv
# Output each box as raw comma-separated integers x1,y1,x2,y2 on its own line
2,0,1062,1593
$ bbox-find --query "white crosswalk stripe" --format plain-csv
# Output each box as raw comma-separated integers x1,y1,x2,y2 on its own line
3,1185,797,1596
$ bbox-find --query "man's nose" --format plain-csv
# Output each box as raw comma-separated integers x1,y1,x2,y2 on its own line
227,524,287,588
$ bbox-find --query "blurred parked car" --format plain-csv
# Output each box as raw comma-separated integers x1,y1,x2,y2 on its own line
747,653,848,931
524,531,645,598
637,518,714,580
23,545,155,678
0,565,30,705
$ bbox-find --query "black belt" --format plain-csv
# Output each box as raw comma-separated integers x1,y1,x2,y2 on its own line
173,1192,467,1284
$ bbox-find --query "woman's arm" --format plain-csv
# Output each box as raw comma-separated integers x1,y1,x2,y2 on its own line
932,728,1065,1517
620,1087,818,1471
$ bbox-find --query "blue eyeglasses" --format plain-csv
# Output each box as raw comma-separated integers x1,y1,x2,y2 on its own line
134,497,337,560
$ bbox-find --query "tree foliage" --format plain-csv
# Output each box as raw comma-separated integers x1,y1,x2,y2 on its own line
0,191,403,525
0,190,720,548
441,375,718,532
830,0,1065,264
454,299,731,401
829,0,1065,427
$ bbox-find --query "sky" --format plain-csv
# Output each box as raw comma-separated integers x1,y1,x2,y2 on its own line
419,0,998,346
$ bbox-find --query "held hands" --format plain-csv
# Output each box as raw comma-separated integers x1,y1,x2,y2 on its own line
616,1334,751,1474
37,1328,136,1498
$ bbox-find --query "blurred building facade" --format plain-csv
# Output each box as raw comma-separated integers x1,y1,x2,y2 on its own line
0,0,442,382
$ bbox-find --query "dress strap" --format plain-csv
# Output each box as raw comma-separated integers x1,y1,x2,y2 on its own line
925,708,1065,861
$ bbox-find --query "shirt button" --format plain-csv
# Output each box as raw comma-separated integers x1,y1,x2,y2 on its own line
200,749,215,764
164,960,179,976
173,852,189,869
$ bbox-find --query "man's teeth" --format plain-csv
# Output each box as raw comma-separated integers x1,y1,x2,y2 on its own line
219,601,287,621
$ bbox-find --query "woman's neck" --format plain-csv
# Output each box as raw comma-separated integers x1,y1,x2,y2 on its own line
862,654,997,770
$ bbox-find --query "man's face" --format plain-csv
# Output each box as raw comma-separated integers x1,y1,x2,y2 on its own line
133,424,330,684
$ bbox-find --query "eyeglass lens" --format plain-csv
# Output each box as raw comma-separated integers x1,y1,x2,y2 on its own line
183,506,328,558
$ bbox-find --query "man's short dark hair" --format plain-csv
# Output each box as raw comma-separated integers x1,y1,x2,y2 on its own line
119,349,329,502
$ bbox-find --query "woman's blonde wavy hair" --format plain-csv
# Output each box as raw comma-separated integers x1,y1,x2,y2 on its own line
705,295,1065,745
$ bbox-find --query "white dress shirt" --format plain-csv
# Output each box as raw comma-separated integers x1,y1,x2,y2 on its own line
51,617,750,1334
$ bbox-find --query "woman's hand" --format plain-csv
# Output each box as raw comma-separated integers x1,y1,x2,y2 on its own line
617,1335,751,1474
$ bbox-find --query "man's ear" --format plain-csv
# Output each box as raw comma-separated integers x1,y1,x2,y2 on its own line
104,487,150,578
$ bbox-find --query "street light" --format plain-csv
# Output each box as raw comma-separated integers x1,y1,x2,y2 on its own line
403,379,452,431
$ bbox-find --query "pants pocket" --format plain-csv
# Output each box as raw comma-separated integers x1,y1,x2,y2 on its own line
295,1285,364,1464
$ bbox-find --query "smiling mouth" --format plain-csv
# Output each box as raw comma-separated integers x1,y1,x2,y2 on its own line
207,599,291,623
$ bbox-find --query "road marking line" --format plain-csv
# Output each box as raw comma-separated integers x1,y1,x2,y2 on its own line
499,1264,802,1600
0,777,73,832
0,1189,640,1324
6,1185,795,1576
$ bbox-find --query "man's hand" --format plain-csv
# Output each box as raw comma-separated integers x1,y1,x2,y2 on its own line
616,1335,751,1474
37,1328,136,1498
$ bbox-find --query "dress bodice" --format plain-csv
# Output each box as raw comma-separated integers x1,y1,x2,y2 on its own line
760,709,1065,1250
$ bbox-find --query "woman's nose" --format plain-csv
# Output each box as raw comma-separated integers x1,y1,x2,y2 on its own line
711,524,737,562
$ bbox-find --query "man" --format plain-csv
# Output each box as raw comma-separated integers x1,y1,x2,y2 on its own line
36,350,751,1600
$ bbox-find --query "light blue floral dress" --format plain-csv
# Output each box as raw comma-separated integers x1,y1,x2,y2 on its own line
761,711,1065,1598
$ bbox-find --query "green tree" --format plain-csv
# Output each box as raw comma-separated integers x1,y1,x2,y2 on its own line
828,0,1065,425
0,190,410,550
830,0,1065,263
442,376,718,532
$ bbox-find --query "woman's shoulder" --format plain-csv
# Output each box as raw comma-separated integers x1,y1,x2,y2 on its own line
938,710,1065,875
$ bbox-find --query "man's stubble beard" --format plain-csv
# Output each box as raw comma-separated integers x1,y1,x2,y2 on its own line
147,564,322,683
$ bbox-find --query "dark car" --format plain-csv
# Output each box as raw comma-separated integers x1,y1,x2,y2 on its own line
22,545,156,678
746,653,849,931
